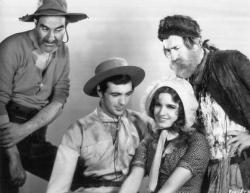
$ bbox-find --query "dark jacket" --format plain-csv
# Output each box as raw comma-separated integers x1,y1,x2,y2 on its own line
198,49,250,130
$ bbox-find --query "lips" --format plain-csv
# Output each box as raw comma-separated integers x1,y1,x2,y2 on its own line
157,117,170,122
44,42,56,47
115,107,124,112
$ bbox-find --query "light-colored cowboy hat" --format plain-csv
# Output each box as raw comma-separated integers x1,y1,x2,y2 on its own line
84,57,145,97
19,0,88,23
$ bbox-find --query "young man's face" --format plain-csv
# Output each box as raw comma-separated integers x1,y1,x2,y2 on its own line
162,35,200,79
100,81,133,117
35,16,66,53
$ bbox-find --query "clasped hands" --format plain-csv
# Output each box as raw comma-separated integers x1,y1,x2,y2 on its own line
0,122,29,148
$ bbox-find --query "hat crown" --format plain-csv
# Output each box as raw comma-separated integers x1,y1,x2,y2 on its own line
95,58,128,75
36,0,67,14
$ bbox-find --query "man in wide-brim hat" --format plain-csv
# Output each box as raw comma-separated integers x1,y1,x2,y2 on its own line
0,0,87,193
47,57,151,193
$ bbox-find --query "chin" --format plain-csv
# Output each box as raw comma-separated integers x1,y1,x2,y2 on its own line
113,111,124,117
157,123,172,129
41,46,58,53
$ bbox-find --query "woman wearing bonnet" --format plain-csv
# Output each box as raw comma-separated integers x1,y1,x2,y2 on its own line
119,76,210,193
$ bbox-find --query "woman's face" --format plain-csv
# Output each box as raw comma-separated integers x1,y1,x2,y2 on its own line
153,92,179,129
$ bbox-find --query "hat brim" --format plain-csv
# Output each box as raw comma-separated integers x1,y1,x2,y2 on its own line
84,66,145,97
19,13,88,23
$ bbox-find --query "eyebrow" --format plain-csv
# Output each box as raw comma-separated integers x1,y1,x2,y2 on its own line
40,24,65,30
164,45,179,50
167,104,178,108
110,90,134,95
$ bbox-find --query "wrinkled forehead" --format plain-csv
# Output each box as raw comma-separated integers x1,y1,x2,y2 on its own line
162,35,184,49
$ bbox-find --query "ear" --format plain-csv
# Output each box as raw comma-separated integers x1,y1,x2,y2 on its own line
97,85,102,98
34,18,38,26
195,37,202,47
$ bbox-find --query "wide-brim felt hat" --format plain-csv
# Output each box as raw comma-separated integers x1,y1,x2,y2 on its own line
84,57,145,97
19,0,88,23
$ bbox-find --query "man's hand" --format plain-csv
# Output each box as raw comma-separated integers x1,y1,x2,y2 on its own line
0,123,29,147
227,130,250,157
8,151,27,187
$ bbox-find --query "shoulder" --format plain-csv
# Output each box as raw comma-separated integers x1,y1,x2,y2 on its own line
76,110,100,132
212,49,248,65
1,31,30,46
0,31,30,52
63,110,100,141
187,131,209,149
126,109,155,132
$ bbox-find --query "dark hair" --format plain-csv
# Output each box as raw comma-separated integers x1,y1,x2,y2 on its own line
149,86,191,147
158,15,201,41
158,15,218,51
99,74,133,94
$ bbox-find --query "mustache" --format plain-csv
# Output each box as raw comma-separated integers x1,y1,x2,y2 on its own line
172,59,183,65
42,39,58,44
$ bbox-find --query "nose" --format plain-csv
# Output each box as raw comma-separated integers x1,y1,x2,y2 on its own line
170,50,178,62
46,30,56,42
158,106,168,116
119,96,126,106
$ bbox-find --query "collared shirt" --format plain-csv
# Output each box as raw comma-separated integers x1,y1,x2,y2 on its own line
62,106,140,181
47,107,147,193
0,30,70,125
47,106,146,193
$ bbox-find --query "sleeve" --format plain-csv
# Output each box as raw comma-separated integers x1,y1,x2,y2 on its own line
230,50,250,129
178,132,210,176
131,135,151,168
233,50,250,90
0,37,19,126
50,47,70,105
46,121,83,193
61,120,83,152
46,144,79,193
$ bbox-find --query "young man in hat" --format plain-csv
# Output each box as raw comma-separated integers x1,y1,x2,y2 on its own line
47,57,150,193
0,0,87,192
157,15,250,192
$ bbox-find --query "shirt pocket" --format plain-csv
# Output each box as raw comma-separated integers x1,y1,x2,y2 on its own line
82,139,113,166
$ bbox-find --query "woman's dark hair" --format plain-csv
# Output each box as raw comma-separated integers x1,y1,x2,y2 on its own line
99,74,133,94
149,86,190,147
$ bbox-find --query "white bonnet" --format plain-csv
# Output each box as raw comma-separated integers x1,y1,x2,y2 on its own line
143,75,198,130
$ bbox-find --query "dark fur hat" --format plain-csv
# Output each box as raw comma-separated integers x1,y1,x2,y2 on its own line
158,15,201,41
